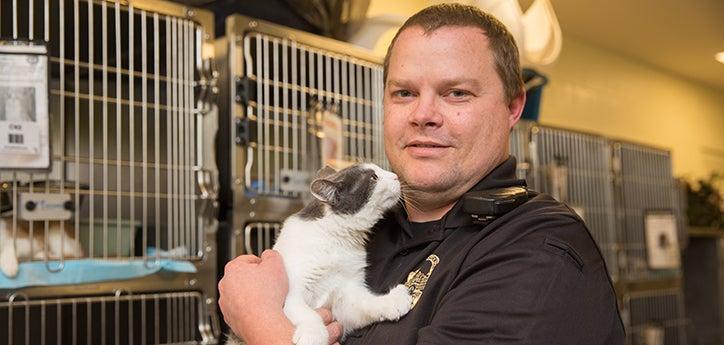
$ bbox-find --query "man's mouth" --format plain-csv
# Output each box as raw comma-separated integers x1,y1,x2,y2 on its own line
405,140,449,148
404,140,451,158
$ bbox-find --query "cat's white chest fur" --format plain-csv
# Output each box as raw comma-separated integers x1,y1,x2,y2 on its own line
274,213,412,345
226,163,412,345
274,215,371,309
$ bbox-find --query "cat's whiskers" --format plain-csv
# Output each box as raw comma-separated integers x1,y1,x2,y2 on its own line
399,194,425,215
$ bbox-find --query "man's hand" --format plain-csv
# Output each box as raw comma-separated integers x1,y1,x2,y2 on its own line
218,250,291,344
218,250,343,345
317,308,343,345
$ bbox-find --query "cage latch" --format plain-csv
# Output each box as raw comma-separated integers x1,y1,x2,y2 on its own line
234,76,256,106
235,117,250,146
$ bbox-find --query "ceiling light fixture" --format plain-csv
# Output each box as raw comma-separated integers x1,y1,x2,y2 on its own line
716,51,724,64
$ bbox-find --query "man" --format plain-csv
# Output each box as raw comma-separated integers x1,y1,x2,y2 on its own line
218,3,625,344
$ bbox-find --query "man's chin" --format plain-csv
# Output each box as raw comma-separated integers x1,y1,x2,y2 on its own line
400,173,451,192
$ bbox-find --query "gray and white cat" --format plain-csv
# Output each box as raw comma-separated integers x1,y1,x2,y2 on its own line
0,218,84,277
228,163,412,345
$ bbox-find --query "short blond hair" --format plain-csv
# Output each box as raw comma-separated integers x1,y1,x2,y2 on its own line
383,3,524,104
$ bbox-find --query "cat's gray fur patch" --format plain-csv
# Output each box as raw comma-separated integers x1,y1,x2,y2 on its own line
300,165,378,220
298,199,326,220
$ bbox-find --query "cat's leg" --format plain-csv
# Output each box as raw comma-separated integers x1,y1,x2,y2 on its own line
45,225,84,259
0,224,19,277
284,291,328,345
332,281,412,333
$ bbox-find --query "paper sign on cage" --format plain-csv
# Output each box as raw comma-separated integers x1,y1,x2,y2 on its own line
644,211,681,269
321,105,349,170
0,42,50,170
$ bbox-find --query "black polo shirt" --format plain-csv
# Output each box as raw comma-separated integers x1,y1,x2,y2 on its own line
344,157,625,345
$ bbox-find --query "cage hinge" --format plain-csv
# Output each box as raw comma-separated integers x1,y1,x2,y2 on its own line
234,76,256,105
196,168,219,221
196,58,218,114
235,117,250,146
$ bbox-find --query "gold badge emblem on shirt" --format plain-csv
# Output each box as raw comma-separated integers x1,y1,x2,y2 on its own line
404,254,440,308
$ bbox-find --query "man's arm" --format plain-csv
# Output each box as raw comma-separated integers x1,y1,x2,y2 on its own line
416,226,623,345
217,250,342,345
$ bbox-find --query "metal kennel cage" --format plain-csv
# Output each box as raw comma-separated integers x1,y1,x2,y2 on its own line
509,120,533,181
0,290,216,345
528,125,620,281
215,15,386,258
0,0,220,343
613,142,684,282
622,288,688,345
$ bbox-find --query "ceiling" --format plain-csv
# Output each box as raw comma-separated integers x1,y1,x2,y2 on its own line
520,0,724,90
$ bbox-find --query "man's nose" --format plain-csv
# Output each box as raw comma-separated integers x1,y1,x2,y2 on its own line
409,93,443,128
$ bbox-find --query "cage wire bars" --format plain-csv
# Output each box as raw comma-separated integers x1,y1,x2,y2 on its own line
215,15,387,259
0,0,219,344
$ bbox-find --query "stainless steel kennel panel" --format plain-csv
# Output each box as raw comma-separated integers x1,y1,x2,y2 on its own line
229,221,282,258
216,15,387,258
622,288,688,345
222,15,386,200
613,142,683,282
0,291,216,345
0,0,217,264
0,1,220,343
509,120,533,181
529,125,620,280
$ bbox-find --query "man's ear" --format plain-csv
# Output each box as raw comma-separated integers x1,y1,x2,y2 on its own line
316,165,337,179
508,90,526,128
310,179,339,204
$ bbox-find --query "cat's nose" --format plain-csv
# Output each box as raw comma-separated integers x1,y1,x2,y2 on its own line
392,174,399,180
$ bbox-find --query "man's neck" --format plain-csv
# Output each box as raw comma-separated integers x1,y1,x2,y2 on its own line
406,202,455,223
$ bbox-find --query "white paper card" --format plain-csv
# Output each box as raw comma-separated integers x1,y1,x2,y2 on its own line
0,43,50,169
644,211,681,269
19,192,72,221
321,109,345,169
279,169,313,193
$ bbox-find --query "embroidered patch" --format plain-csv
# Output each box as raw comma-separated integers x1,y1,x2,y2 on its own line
404,254,440,308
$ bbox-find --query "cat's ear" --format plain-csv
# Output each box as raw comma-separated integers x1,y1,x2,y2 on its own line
310,179,339,204
316,165,337,179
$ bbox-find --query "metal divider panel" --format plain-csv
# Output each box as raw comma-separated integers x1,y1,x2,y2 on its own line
618,143,681,281
0,291,213,345
235,221,282,257
0,0,210,266
239,31,386,198
530,126,619,279
625,289,688,345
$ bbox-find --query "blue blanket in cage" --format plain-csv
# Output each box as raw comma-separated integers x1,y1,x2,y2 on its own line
0,248,197,289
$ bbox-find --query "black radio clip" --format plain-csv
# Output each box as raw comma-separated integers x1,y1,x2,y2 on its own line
462,186,530,224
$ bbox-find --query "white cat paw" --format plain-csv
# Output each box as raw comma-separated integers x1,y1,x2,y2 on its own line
0,251,19,278
378,284,412,321
292,321,329,345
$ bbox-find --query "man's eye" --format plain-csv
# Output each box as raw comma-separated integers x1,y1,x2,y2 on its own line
447,89,470,98
392,90,413,98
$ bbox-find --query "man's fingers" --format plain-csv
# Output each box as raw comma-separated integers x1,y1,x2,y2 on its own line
260,249,280,261
315,308,333,324
314,308,341,344
327,321,342,345
223,255,261,276
236,254,262,264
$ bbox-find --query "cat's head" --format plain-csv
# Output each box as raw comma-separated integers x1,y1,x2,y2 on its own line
309,163,401,216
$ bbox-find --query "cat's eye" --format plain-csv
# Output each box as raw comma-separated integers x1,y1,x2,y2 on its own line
370,173,378,180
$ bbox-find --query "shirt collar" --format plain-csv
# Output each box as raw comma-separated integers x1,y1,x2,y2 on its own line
394,155,526,237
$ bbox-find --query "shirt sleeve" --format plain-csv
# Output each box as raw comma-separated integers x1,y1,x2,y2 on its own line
416,223,623,345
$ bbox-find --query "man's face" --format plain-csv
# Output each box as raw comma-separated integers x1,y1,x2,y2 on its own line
383,26,524,204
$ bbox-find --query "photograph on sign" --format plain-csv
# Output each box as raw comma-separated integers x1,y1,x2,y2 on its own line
644,211,681,269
